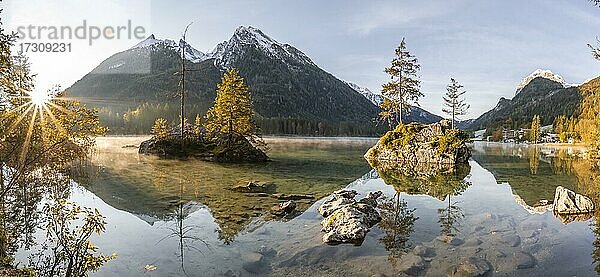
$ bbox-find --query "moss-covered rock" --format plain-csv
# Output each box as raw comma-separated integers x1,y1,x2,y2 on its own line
365,120,471,165
139,130,269,163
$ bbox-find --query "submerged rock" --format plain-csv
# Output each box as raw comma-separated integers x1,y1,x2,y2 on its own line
437,235,464,246
397,253,426,275
318,190,383,245
463,238,483,247
553,186,594,214
230,181,275,193
412,245,435,257
496,233,521,247
364,120,471,166
447,257,491,277
513,251,535,269
271,193,315,201
241,252,266,274
270,200,296,216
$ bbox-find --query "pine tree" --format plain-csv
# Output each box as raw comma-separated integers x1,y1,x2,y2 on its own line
380,38,422,127
151,118,169,140
530,115,541,143
204,68,255,138
442,78,469,129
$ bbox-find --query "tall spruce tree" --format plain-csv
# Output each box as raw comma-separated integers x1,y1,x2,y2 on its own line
380,38,422,127
530,115,541,143
442,78,469,129
204,68,255,138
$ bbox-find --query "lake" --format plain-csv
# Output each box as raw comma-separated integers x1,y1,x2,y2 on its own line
14,138,600,276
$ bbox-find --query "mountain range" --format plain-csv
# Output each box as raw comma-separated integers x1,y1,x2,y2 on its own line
66,26,442,135
466,69,583,133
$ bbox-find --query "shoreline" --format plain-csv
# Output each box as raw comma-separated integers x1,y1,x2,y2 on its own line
471,140,589,150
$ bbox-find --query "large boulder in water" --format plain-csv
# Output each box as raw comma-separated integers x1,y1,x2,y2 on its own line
365,120,471,166
139,131,269,163
553,186,594,214
319,190,383,245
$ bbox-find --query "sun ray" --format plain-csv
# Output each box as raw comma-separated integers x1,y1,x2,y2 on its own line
43,104,67,135
46,101,71,115
7,104,34,134
6,101,32,115
19,107,37,166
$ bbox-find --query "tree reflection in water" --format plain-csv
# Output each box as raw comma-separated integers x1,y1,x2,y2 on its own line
529,146,540,175
568,158,600,274
437,194,463,237
156,177,210,275
377,193,417,264
0,166,115,276
372,162,471,261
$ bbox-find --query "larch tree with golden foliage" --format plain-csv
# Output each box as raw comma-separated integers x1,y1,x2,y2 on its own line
380,38,422,128
204,68,256,139
151,118,169,140
530,115,541,144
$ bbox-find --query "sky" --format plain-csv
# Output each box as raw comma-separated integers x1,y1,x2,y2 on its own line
3,0,600,119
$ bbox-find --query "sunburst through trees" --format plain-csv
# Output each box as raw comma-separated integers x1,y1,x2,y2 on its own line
0,6,111,275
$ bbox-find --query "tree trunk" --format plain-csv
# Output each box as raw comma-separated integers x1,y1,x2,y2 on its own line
451,106,455,129
398,102,403,125
0,162,6,259
228,112,233,146
180,49,185,141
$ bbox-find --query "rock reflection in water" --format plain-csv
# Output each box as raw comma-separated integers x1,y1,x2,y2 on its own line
371,161,470,264
72,137,374,245
372,161,471,200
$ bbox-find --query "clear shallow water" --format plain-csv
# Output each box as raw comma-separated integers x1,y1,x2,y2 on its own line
14,139,600,276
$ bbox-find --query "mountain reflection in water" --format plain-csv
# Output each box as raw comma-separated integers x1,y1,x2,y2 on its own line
8,139,600,276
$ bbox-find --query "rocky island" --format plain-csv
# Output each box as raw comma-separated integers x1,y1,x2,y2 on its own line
138,125,269,163
365,119,471,167
139,68,269,163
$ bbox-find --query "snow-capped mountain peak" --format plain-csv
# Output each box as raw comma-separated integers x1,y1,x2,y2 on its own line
129,27,315,69
344,81,383,106
516,69,566,94
131,34,207,63
232,26,279,49
178,39,207,63
207,25,314,69
131,34,174,49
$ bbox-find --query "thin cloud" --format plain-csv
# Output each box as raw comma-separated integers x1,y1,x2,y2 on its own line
347,1,463,35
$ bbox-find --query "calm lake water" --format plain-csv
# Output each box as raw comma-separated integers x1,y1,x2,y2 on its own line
14,138,600,276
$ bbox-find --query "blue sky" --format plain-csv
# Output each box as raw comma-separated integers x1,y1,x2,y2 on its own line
5,0,600,118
